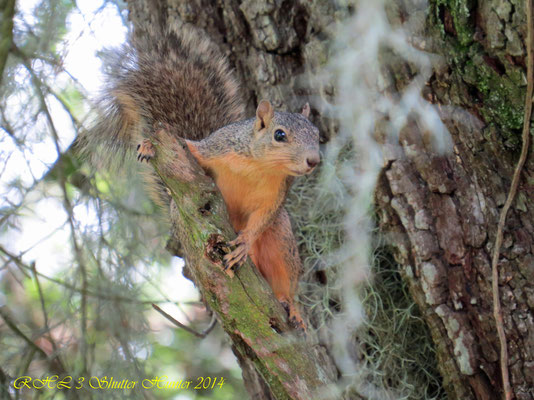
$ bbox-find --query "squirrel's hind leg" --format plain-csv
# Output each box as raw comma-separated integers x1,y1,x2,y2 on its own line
250,209,306,332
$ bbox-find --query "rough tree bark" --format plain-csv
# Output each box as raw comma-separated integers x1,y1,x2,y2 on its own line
376,1,534,399
124,0,534,399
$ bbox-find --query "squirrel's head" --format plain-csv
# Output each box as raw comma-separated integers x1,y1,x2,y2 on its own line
252,100,320,176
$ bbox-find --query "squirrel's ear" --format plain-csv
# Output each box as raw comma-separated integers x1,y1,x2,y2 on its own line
301,102,310,119
255,100,274,130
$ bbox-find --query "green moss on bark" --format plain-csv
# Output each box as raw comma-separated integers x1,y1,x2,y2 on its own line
463,55,524,134
434,0,475,48
429,0,526,148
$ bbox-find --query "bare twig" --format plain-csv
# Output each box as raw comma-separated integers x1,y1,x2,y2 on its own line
201,313,218,337
151,303,215,338
491,1,534,399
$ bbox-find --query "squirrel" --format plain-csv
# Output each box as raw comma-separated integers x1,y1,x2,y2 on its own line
84,25,320,330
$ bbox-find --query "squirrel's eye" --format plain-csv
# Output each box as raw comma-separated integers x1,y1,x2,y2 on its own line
274,129,287,142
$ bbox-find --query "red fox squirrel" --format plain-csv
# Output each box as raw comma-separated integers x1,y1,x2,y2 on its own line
85,26,320,330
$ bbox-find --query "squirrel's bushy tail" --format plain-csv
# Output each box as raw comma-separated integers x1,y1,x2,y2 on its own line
81,25,245,205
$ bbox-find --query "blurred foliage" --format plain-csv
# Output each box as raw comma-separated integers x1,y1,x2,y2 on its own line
0,1,246,399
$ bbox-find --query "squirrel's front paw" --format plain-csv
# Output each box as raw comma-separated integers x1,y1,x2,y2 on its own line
224,234,250,270
137,139,155,162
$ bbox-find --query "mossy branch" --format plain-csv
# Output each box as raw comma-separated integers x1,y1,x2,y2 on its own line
149,128,337,400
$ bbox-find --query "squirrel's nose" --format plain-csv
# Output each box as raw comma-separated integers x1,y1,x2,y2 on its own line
306,155,320,168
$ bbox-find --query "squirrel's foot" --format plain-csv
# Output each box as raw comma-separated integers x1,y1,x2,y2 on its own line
223,234,250,270
280,300,307,333
137,139,155,162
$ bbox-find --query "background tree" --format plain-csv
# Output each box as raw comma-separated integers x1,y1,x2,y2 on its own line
375,0,534,398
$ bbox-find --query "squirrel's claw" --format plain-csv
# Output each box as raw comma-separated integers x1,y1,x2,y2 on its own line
289,315,307,333
223,246,248,269
280,300,307,333
137,139,155,163
228,236,244,247
224,234,250,269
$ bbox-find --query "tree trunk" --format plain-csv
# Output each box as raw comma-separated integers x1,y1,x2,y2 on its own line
124,0,534,399
124,1,341,398
376,1,534,399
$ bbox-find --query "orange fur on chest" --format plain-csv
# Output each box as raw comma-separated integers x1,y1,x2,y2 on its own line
187,144,303,327
197,151,285,231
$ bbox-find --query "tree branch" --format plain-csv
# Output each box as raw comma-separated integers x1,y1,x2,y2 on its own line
152,303,216,338
150,128,338,400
